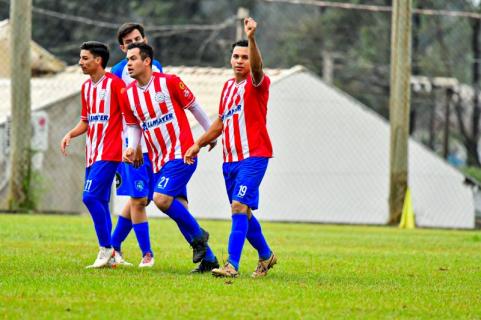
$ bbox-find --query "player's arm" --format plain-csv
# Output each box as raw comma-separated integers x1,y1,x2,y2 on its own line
118,83,143,165
187,101,217,151
245,17,264,86
184,117,223,164
60,120,88,156
124,124,142,164
133,145,144,168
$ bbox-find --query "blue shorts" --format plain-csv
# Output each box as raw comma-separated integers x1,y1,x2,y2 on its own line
115,153,153,200
84,161,120,202
223,157,269,210
153,159,197,200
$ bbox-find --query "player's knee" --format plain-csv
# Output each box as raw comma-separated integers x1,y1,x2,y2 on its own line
153,193,173,212
82,193,98,207
131,197,148,210
231,201,248,214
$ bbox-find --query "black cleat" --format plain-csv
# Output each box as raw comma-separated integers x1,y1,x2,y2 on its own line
191,229,209,263
191,257,219,274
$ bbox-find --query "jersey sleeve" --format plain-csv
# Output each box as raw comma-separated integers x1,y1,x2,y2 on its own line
167,75,196,109
120,88,139,126
152,59,163,73
80,84,88,122
251,73,270,92
218,81,229,119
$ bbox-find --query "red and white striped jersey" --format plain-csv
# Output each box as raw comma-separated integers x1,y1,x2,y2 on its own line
80,72,124,167
122,73,196,173
218,75,273,162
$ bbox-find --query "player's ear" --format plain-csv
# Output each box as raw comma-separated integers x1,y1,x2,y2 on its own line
144,36,149,44
120,44,127,53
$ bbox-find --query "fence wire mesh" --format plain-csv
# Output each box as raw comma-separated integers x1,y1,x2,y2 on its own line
0,0,480,227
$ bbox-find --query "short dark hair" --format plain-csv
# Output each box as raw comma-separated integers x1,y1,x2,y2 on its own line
127,42,153,66
117,22,145,45
80,41,109,69
231,40,248,52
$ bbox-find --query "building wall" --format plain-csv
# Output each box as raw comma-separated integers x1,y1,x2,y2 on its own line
38,94,85,213
0,94,86,213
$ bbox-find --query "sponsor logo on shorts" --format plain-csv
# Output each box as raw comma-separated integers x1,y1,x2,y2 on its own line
115,172,122,189
135,180,145,191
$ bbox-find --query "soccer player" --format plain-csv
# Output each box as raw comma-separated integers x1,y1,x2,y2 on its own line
109,23,164,268
122,42,219,272
60,41,124,268
184,17,277,278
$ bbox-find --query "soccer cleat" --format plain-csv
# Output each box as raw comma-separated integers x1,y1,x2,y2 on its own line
110,250,133,267
211,262,239,278
191,257,220,274
191,229,209,263
85,247,115,269
139,252,154,268
251,252,277,278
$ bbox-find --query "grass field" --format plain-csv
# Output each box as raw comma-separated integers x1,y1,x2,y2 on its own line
0,214,480,319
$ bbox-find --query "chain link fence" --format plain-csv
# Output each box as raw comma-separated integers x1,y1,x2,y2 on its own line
0,0,480,227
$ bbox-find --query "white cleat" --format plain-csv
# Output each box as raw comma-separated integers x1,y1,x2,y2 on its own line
138,253,154,268
109,250,133,267
85,247,114,269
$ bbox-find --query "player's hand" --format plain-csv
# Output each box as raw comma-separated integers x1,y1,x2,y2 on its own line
60,133,71,156
244,17,257,39
133,145,143,168
208,140,217,152
123,147,135,164
184,143,200,165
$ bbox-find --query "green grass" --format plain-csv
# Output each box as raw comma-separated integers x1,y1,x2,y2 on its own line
0,214,480,319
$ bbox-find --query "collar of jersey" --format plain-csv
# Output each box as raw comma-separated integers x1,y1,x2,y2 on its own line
91,74,106,87
136,76,154,91
234,79,247,87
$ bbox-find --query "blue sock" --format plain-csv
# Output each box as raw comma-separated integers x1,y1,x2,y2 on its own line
133,222,153,257
111,216,132,252
165,199,202,240
103,201,112,236
177,223,193,244
83,194,111,248
247,215,271,260
227,214,249,270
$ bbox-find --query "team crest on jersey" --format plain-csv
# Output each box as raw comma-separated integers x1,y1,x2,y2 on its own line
183,89,190,97
179,82,185,90
99,89,106,100
154,92,165,103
